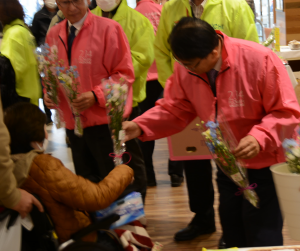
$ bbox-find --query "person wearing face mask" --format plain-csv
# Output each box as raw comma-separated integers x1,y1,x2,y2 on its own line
4,102,134,245
91,0,154,198
122,17,300,247
44,0,147,202
31,0,59,126
91,0,155,120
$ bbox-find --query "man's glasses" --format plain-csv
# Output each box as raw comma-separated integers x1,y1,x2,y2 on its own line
57,0,82,8
173,55,202,72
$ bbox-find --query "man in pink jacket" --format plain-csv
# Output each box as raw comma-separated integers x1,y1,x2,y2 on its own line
135,0,163,187
123,18,300,247
44,0,147,200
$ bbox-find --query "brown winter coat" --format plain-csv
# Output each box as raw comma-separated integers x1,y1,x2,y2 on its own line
12,151,134,243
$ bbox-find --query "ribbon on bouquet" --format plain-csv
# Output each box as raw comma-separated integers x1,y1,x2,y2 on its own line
235,183,258,196
109,152,132,165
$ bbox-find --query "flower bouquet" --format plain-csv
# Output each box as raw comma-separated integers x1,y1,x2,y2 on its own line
102,77,129,166
36,44,64,128
282,135,300,174
57,66,83,136
196,120,259,208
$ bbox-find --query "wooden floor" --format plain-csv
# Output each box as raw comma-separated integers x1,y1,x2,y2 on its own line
144,138,300,251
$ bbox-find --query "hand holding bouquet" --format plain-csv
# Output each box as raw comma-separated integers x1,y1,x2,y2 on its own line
196,120,259,208
102,77,129,166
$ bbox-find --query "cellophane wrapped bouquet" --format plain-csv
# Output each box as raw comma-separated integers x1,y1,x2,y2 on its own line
102,77,129,166
282,131,300,174
36,44,64,128
196,119,259,208
57,66,83,136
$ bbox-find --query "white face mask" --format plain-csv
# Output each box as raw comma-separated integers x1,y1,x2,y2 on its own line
44,0,57,9
35,139,49,152
96,0,120,12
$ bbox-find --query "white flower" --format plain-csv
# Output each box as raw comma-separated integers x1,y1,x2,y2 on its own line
292,148,300,157
111,95,118,102
51,45,58,54
61,74,72,85
287,153,296,161
121,85,128,93
113,84,121,91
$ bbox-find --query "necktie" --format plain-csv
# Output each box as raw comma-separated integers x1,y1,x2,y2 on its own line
206,69,219,97
68,25,77,63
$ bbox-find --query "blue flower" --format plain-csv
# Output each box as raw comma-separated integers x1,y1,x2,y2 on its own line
73,71,79,78
206,121,219,129
210,129,217,139
206,142,215,153
283,139,298,151
107,94,112,99
70,66,77,71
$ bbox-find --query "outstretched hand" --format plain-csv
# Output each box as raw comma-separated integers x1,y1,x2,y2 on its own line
12,189,44,218
233,135,260,159
122,121,142,142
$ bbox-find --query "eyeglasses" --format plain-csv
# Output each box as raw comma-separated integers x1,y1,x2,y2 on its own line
173,55,202,72
57,0,82,8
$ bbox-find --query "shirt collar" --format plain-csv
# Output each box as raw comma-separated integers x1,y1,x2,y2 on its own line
214,56,222,71
189,0,207,8
68,11,88,32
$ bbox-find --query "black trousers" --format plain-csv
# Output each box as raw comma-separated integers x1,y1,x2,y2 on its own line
66,107,147,201
217,166,283,248
183,160,215,228
139,80,164,182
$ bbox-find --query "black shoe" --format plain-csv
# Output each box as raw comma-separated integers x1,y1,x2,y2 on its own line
174,225,216,241
218,237,226,249
170,174,184,187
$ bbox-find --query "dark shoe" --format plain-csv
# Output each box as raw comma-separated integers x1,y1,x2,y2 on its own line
174,225,216,241
170,174,184,187
147,179,157,187
218,237,226,249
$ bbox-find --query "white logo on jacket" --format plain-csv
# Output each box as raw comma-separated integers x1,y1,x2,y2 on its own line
79,50,92,64
228,91,245,107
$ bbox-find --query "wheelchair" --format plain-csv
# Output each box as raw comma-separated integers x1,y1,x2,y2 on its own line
0,198,124,251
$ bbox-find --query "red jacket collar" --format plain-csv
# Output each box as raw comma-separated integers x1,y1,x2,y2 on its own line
58,9,93,47
136,0,156,6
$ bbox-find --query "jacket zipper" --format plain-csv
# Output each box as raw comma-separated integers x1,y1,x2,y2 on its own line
188,67,230,121
58,36,69,65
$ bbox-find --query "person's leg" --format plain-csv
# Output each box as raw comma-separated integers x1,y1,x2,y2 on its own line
243,167,283,247
43,99,52,124
168,160,184,187
139,80,163,186
66,128,102,183
83,125,116,180
174,159,215,241
217,167,247,248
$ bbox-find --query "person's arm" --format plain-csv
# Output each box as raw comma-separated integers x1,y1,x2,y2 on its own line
133,64,197,141
154,5,173,88
248,52,300,152
230,0,259,43
0,99,43,217
43,157,134,211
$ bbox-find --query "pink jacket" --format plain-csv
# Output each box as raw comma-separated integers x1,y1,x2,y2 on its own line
135,0,162,82
134,31,300,169
46,11,134,130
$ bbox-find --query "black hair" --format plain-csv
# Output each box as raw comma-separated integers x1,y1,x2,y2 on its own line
168,17,219,61
0,0,25,26
4,103,46,154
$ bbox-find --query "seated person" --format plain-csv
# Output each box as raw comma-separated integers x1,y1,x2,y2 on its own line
3,102,134,244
